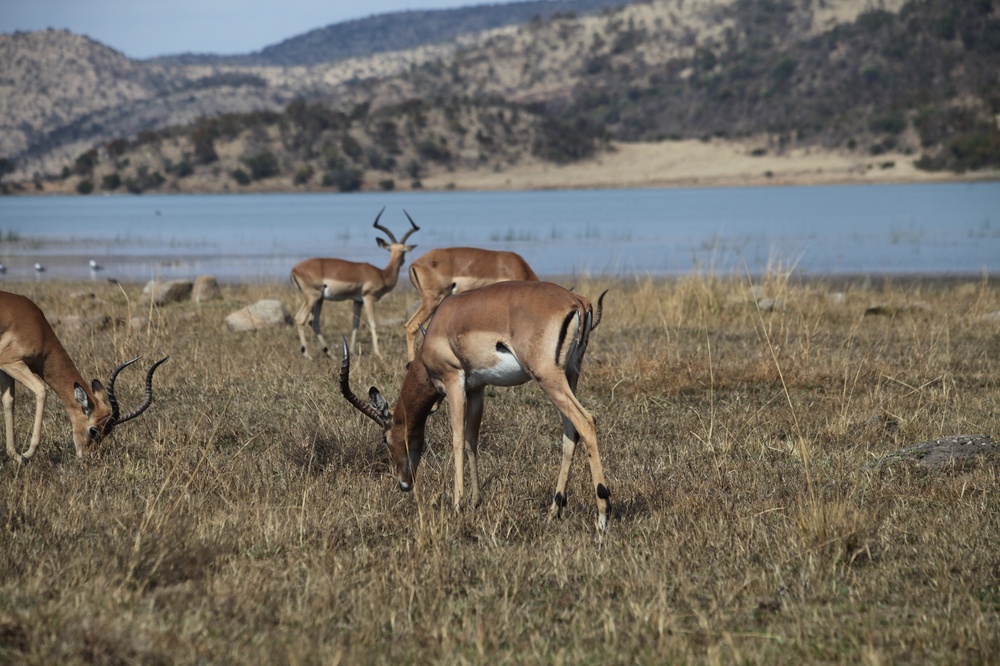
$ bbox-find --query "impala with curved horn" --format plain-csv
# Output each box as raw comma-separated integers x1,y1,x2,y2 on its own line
0,290,168,461
340,280,612,530
291,208,419,358
404,246,539,362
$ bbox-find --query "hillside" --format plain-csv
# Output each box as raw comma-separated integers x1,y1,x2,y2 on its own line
2,0,999,193
148,0,632,67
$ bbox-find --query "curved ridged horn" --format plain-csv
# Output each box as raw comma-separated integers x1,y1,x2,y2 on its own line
371,206,396,243
107,357,141,421
339,337,387,427
400,210,421,243
109,356,169,425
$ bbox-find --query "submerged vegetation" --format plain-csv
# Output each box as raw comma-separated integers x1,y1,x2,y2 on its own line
2,274,998,662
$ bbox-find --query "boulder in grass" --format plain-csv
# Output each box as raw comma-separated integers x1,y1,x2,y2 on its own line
60,314,112,333
225,300,291,332
193,275,221,302
142,279,193,305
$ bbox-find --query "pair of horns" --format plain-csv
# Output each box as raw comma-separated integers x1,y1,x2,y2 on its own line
372,207,420,245
107,356,169,424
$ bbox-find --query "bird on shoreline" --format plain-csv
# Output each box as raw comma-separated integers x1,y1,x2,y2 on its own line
34,262,45,273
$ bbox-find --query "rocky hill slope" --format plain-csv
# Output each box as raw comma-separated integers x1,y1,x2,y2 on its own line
2,0,998,193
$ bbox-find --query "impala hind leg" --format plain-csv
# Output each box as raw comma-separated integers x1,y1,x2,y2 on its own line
542,378,610,530
2,371,16,459
350,299,363,355
293,292,323,358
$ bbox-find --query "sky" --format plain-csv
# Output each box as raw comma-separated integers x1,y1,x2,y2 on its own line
0,0,503,59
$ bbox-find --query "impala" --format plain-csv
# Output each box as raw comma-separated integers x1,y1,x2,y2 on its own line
340,281,612,530
404,245,539,362
0,290,168,461
291,208,419,358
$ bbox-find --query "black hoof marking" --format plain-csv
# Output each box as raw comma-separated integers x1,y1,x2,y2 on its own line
597,484,611,500
554,492,567,508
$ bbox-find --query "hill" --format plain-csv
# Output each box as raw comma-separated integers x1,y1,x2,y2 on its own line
1,0,998,193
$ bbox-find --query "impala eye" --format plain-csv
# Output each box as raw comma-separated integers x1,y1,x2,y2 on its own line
89,426,101,442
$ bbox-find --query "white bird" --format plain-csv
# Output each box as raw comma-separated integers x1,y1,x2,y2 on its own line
89,259,103,271
0,263,6,274
34,262,45,273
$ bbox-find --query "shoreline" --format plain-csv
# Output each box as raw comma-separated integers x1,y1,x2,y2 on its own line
7,139,998,196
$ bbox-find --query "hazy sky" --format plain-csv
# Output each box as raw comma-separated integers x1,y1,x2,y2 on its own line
0,0,503,59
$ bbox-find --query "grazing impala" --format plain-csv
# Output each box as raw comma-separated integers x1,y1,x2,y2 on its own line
340,281,612,530
0,290,168,461
291,208,418,358
404,245,539,362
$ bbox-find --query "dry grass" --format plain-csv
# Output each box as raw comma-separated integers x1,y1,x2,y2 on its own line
2,273,999,664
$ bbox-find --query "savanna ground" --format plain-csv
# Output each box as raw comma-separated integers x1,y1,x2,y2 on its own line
2,272,999,664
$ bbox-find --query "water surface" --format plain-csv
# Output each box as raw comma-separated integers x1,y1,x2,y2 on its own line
0,183,996,282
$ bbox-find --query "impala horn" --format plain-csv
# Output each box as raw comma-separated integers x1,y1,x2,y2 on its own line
107,356,169,424
400,210,420,243
371,206,395,243
339,337,387,427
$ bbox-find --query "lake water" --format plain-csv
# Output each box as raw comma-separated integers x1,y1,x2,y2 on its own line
0,183,997,282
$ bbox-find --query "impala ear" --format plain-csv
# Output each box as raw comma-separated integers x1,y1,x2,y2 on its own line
91,379,106,396
74,383,94,416
368,387,391,422
376,238,390,250
403,244,416,252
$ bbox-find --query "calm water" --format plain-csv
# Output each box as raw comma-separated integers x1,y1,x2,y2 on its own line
0,183,997,282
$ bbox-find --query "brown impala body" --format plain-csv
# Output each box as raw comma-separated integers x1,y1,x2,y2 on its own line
0,290,167,461
404,247,539,362
291,208,418,358
341,281,612,530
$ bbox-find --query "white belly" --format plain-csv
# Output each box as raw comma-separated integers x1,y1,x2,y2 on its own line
468,348,530,388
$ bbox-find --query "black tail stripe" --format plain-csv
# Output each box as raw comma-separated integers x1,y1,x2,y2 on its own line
555,310,576,366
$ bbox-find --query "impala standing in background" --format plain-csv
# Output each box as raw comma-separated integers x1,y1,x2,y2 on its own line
291,208,419,358
340,281,612,530
0,290,168,461
404,243,539,362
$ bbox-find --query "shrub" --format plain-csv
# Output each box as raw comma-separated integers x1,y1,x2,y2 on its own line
76,179,94,195
243,152,280,180
231,169,251,186
102,173,121,190
321,166,363,192
293,165,315,185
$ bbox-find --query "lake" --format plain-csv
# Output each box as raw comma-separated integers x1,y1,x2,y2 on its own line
0,183,997,282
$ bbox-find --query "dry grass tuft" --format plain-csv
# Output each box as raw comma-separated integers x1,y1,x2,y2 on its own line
1,275,998,663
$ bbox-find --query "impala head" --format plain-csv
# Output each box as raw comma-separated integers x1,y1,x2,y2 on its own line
70,356,169,455
338,339,424,490
372,207,419,256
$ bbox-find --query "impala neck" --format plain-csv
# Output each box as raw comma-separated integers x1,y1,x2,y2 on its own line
392,360,440,443
41,339,94,410
380,248,408,290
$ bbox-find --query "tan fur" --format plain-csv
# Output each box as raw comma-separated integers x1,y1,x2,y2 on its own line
404,247,538,362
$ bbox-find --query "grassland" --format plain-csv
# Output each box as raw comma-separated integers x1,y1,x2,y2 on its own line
1,273,998,664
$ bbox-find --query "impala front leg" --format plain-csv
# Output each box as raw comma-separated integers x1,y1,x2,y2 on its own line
362,294,381,358
446,378,468,511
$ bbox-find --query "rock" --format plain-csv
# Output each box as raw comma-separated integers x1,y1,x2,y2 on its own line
129,315,155,331
192,275,221,302
864,301,931,317
757,298,784,312
225,300,291,332
868,434,998,472
142,279,193,305
60,314,111,333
